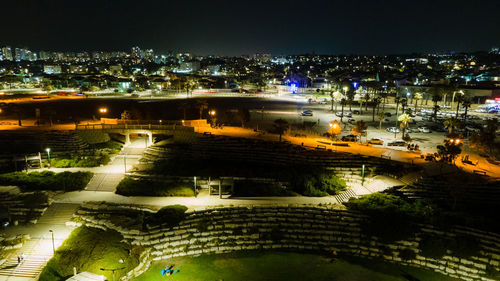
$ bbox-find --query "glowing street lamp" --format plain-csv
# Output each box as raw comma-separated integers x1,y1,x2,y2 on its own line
99,107,108,114
46,148,51,168
210,110,216,116
49,230,55,254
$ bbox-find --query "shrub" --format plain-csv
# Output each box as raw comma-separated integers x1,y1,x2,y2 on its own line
347,193,434,242
116,177,194,197
293,172,347,197
145,205,188,227
420,234,481,259
0,171,92,191
399,248,417,260
419,235,449,258
233,180,288,196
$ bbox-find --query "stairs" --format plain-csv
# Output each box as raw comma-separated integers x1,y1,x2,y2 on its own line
0,240,52,279
85,173,124,192
36,203,80,225
334,188,358,203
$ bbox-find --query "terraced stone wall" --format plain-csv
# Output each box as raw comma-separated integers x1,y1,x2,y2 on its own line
75,204,500,281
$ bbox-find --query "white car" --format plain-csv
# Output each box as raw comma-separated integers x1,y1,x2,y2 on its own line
386,127,400,133
418,126,431,133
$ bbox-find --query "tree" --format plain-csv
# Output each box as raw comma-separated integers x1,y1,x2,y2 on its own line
364,92,371,112
340,98,347,123
431,87,444,121
236,108,250,127
437,139,463,164
400,98,408,114
379,92,388,112
398,113,412,140
371,97,381,122
443,117,459,136
328,120,341,139
43,84,55,92
377,112,385,130
89,85,100,92
346,88,355,111
273,119,289,142
120,110,131,120
330,91,342,112
469,120,498,154
197,99,208,119
413,93,422,112
461,97,472,123
352,120,367,143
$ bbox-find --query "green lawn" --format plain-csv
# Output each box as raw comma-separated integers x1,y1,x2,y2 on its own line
39,227,143,281
134,251,460,281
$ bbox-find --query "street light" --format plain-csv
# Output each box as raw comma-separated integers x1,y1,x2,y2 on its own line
46,148,51,168
49,230,55,254
99,107,108,114
210,110,216,116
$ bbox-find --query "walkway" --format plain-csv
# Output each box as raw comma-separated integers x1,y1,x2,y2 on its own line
0,203,79,280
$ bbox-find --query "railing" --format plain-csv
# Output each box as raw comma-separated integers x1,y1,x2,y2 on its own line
76,123,194,131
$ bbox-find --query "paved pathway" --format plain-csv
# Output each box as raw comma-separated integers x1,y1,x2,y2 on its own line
0,203,79,280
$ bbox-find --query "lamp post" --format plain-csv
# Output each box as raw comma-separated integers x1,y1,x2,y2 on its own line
49,230,55,254
46,148,51,168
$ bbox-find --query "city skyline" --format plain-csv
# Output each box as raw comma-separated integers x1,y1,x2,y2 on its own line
1,0,500,56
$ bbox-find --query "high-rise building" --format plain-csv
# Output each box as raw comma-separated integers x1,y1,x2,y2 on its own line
14,48,36,61
1,46,13,61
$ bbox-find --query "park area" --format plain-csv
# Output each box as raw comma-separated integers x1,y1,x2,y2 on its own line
134,251,459,281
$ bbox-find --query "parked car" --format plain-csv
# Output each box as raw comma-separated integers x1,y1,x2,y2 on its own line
386,127,400,133
341,135,358,142
384,112,392,117
345,111,352,117
368,138,384,145
352,110,360,115
430,125,446,132
301,110,313,116
348,118,356,124
388,140,406,147
335,112,344,117
418,126,431,133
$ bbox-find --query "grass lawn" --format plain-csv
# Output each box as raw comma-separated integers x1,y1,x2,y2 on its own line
39,227,143,281
134,251,460,281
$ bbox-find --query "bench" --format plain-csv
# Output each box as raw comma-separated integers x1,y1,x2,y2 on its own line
473,170,487,175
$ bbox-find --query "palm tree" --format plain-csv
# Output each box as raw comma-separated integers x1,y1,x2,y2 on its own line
197,99,208,119
377,112,385,130
401,98,408,113
330,91,342,112
413,93,422,112
398,113,412,139
379,92,388,112
345,88,355,112
444,117,459,135
340,98,347,123
431,87,443,121
372,97,381,122
455,93,463,119
462,97,472,123
273,118,289,142
364,92,370,112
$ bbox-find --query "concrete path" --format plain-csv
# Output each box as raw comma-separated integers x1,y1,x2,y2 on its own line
0,203,80,281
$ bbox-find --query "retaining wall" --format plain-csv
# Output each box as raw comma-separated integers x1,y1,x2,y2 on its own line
75,204,500,281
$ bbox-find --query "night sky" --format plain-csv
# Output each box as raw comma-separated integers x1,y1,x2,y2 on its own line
1,0,500,56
